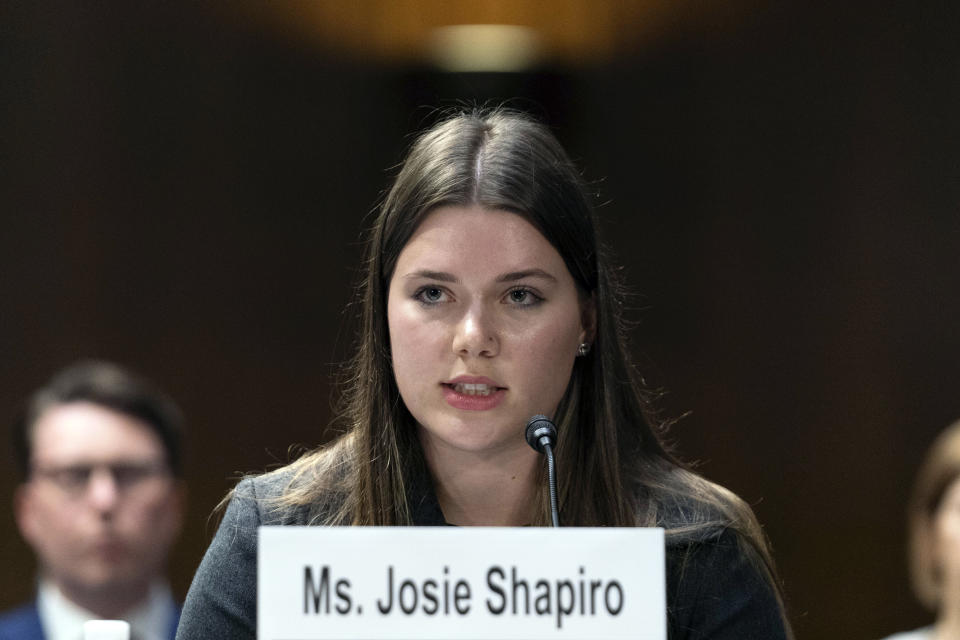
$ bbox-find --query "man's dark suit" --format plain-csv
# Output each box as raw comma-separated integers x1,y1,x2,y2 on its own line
0,604,45,640
0,601,180,640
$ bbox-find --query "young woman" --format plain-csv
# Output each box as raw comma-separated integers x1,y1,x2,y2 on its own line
176,109,792,639
881,420,960,640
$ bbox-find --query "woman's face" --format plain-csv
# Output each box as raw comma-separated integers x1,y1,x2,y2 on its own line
934,477,960,588
387,205,590,459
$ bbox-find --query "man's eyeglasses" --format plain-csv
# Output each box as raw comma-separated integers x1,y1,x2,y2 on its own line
30,461,171,496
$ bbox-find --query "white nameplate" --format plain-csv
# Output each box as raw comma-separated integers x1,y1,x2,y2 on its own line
258,526,665,640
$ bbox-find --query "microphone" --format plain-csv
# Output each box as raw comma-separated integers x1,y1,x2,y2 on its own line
525,414,557,453
525,414,560,527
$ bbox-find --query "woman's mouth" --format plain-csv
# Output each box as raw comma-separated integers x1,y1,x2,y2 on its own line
441,382,507,410
448,382,496,396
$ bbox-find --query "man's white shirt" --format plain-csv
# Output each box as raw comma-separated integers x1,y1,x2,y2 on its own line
37,579,176,640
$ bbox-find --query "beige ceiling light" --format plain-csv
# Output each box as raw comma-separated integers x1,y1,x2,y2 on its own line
427,24,544,72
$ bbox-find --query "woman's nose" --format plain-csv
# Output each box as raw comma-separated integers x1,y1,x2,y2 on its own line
452,304,499,358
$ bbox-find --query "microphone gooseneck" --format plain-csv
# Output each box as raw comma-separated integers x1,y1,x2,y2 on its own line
525,414,560,527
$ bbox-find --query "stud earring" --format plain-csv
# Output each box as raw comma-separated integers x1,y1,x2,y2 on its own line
577,342,591,356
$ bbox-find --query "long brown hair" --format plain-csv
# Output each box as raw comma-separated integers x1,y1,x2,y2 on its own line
274,109,787,621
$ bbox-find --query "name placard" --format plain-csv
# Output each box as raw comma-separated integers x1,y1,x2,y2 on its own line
258,527,665,640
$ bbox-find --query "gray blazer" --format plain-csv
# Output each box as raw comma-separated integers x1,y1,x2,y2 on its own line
176,466,787,640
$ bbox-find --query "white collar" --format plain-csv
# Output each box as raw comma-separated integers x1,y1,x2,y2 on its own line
37,578,176,640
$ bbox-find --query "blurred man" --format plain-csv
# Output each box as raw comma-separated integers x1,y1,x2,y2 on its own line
0,361,185,640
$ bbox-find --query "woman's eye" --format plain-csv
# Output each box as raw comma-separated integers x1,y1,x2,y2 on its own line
414,287,447,305
506,288,543,307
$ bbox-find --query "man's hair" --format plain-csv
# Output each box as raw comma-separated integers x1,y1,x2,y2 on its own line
12,360,184,479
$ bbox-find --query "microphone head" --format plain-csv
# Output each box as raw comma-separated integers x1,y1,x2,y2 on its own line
525,414,558,453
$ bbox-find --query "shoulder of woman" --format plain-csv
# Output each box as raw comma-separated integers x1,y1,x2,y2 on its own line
234,443,354,526
227,464,320,526
664,525,788,639
241,464,300,498
636,467,789,637
638,467,748,540
665,524,741,556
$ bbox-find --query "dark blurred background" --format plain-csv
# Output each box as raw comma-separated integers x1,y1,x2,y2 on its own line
1,1,958,637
